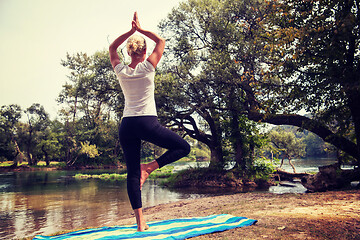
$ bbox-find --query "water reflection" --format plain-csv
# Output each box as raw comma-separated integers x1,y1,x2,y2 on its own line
0,171,203,239
277,158,339,173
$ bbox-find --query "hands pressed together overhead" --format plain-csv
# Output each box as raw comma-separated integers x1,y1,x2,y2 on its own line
132,12,142,32
109,11,165,69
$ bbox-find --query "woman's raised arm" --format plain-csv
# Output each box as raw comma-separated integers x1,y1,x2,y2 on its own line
109,22,136,69
132,12,165,68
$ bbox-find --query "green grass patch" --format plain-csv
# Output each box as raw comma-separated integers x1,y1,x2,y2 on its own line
74,166,174,182
74,173,127,181
0,161,65,168
0,161,30,167
0,161,14,167
149,165,174,179
162,166,225,188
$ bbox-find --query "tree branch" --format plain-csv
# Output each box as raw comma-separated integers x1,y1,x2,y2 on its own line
248,111,359,159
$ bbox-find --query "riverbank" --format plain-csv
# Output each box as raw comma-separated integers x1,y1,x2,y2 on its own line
110,190,360,240
0,161,125,172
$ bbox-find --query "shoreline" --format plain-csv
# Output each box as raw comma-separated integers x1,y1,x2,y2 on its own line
0,164,125,173
30,189,360,240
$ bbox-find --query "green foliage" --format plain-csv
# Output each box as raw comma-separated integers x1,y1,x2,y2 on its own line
190,147,210,161
16,103,51,166
55,161,67,168
246,157,275,180
268,129,306,160
74,173,126,181
79,141,100,159
57,50,124,166
185,136,211,161
159,0,360,167
280,125,334,158
163,166,220,188
158,0,270,170
0,104,22,163
264,0,360,163
265,125,335,159
0,161,14,167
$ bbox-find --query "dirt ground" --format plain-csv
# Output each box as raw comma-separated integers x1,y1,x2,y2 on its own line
115,190,360,240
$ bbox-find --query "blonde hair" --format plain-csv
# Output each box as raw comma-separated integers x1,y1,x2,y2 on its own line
126,35,146,57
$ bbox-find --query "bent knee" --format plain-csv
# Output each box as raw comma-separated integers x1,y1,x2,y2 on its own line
183,141,191,156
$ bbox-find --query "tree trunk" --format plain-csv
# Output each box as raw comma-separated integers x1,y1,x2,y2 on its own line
288,157,296,173
42,145,50,166
10,139,22,168
279,155,285,169
231,114,246,170
270,150,274,163
228,89,246,170
272,169,309,182
347,89,360,166
208,143,224,169
182,112,225,169
234,140,245,170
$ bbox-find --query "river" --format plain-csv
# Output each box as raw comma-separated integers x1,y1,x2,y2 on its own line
0,158,341,239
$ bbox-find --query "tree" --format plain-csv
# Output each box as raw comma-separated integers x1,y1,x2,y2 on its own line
0,104,22,166
58,50,123,166
79,141,100,160
158,0,267,169
303,132,332,158
37,121,62,166
247,0,360,166
269,129,306,173
22,104,50,166
154,69,227,168
270,125,334,158
159,0,360,168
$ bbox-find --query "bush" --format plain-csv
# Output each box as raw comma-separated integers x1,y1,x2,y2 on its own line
246,157,275,180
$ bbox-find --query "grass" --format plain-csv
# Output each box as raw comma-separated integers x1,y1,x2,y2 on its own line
0,161,63,168
74,166,175,181
0,161,30,167
74,173,127,181
162,166,232,188
149,166,174,178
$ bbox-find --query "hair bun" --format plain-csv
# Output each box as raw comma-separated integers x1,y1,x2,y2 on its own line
126,35,146,57
129,42,137,51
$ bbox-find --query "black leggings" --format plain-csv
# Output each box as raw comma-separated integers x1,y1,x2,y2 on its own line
119,116,190,210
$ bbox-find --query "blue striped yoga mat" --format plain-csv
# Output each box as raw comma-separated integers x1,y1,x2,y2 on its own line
33,214,257,240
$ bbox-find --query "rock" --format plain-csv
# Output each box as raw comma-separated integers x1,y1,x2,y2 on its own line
301,163,360,192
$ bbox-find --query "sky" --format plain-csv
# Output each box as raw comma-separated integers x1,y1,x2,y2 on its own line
0,0,181,119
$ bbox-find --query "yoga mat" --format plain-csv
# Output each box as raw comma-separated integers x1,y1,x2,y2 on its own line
33,214,257,240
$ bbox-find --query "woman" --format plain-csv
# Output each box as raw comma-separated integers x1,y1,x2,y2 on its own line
109,12,190,232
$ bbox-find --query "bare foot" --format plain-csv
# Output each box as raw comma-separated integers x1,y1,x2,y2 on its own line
134,208,149,232
140,161,159,190
137,223,149,232
140,164,151,190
